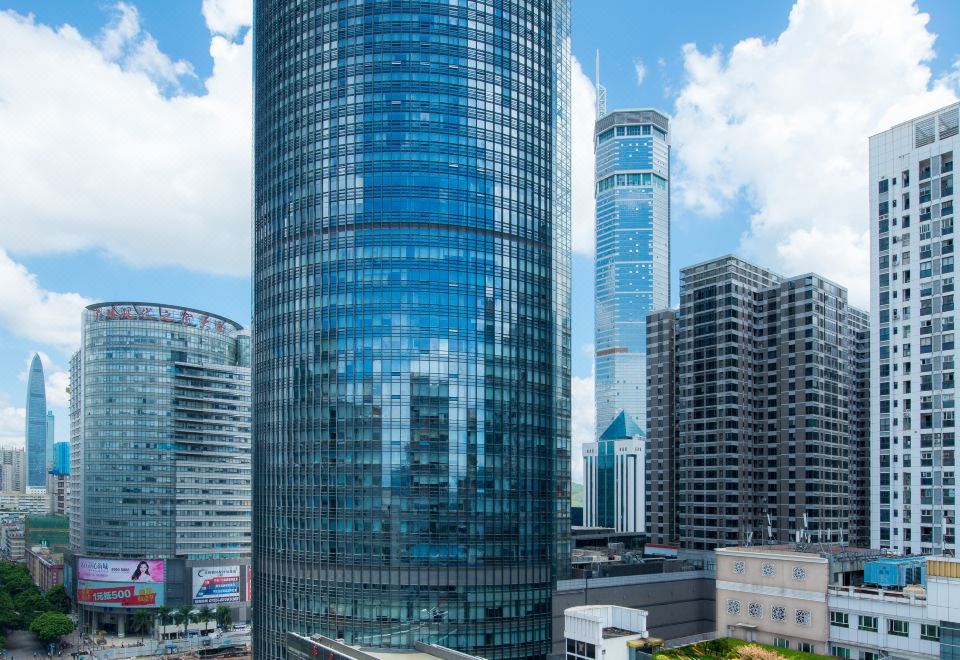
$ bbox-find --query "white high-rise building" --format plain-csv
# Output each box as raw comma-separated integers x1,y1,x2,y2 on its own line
871,102,959,553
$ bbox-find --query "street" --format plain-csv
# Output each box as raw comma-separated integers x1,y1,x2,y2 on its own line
5,630,47,659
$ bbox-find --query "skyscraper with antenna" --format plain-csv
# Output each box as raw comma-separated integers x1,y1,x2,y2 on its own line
593,95,670,436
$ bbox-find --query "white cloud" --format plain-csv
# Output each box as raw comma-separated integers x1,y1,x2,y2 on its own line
0,249,92,354
97,2,197,94
633,59,647,86
46,370,70,410
202,0,252,38
571,56,597,258
672,0,959,307
571,371,595,484
0,4,252,275
0,405,25,448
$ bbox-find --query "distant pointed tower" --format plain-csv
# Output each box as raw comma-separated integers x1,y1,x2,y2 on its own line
25,354,47,488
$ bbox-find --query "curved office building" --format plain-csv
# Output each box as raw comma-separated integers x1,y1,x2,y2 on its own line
253,1,571,658
67,302,251,636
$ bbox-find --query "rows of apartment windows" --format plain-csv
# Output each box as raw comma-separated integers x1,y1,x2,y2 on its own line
877,148,956,548
830,611,939,659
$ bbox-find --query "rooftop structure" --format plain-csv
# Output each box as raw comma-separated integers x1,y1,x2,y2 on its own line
286,633,484,660
564,605,655,660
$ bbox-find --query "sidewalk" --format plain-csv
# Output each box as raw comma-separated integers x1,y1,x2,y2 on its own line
73,632,250,660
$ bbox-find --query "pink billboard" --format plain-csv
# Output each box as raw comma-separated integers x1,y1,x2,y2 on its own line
77,558,164,583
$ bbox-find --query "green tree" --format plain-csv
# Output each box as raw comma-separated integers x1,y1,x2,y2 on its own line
157,605,171,624
214,605,232,630
0,590,20,632
44,585,71,614
14,590,51,626
176,606,193,639
0,567,35,598
197,606,213,632
131,610,154,642
29,611,75,643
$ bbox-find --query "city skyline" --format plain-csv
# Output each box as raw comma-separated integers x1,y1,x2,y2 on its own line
1,0,960,488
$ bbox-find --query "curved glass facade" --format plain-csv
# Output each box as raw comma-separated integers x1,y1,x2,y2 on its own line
25,354,47,488
252,1,570,658
71,303,251,559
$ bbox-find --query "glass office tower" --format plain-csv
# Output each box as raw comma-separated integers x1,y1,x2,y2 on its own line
67,302,252,634
252,2,571,658
594,110,670,434
25,354,47,488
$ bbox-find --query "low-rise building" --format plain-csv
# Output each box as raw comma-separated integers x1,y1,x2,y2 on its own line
553,555,715,654
286,632,484,660
25,545,63,592
0,491,48,515
1,524,24,561
564,605,658,660
716,547,960,660
25,515,69,555
828,583,935,660
715,546,830,654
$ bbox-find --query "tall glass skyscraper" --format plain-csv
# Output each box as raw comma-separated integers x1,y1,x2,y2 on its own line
25,354,47,488
252,2,571,658
594,109,670,434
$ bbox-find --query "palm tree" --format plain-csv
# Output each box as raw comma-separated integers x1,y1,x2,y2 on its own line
197,606,214,634
215,605,232,631
131,610,153,642
157,606,172,639
176,606,193,639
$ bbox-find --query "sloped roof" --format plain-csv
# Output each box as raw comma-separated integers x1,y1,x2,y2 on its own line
599,411,646,440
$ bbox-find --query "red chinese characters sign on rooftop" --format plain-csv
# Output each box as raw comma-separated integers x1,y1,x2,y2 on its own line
91,304,234,335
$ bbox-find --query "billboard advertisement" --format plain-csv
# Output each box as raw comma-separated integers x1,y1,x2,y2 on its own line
78,558,164,583
192,566,241,604
77,580,164,608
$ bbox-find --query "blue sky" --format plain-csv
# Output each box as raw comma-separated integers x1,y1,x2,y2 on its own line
0,1,959,471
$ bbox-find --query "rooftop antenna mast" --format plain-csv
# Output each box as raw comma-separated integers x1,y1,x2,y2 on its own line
595,50,607,119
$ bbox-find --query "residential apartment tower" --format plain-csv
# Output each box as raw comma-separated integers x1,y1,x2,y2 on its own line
647,256,870,550
871,102,959,553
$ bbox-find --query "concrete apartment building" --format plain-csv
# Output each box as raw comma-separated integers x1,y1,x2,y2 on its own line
870,102,959,554
0,448,26,493
646,309,678,546
646,256,870,550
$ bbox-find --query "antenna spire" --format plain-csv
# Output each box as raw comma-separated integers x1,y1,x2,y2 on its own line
595,50,607,119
